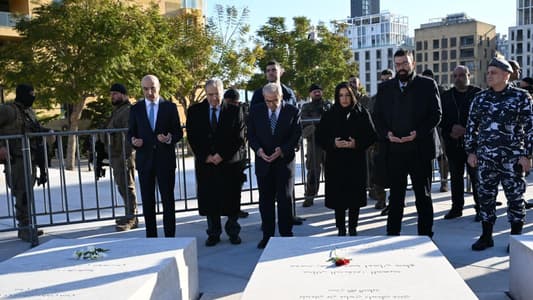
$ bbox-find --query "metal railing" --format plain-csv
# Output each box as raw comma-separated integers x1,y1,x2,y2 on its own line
1,121,453,245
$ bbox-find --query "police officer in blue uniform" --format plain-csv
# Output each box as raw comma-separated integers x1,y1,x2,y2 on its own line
465,57,533,251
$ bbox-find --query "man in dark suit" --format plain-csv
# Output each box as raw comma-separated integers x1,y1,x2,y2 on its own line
248,83,302,249
186,79,245,247
250,60,296,107
128,74,182,237
373,48,441,237
439,65,481,220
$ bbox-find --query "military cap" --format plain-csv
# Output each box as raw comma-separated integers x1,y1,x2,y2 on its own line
308,83,322,93
223,88,240,101
110,83,128,95
488,57,513,73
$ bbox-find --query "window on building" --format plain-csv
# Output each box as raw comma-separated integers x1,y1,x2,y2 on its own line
365,51,370,60
416,53,423,62
434,75,440,83
424,41,428,50
518,29,524,41
450,49,457,59
433,39,439,49
365,62,371,70
460,48,474,58
388,48,393,58
441,75,448,85
416,65,423,74
366,84,371,92
377,60,382,70
450,37,457,47
433,63,439,72
376,49,381,58
450,61,457,71
460,35,474,46
354,52,359,61
424,52,428,61
416,41,422,51
441,50,448,60
517,43,523,54
442,62,448,73
366,73,371,82
433,51,439,60
441,38,448,48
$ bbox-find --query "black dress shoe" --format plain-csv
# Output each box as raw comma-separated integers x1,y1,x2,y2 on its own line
257,238,269,249
444,209,462,220
238,210,249,218
292,216,304,225
205,236,220,247
229,235,242,245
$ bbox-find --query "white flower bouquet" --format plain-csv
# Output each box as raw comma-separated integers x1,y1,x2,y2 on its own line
72,246,109,260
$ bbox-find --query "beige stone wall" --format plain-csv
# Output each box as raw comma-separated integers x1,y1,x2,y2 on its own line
414,20,497,88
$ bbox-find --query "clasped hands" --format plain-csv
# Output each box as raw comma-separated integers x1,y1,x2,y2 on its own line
131,133,172,147
258,147,282,163
450,124,466,139
205,153,223,165
388,131,416,143
334,137,356,149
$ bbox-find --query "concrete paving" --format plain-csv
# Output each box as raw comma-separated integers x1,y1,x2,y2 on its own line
1,182,532,300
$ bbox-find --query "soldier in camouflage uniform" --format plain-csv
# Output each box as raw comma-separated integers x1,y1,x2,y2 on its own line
0,84,48,242
105,84,138,231
465,57,533,251
301,84,331,207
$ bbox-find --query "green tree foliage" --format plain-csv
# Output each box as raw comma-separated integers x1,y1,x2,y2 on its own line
249,17,357,100
0,0,179,169
169,4,260,109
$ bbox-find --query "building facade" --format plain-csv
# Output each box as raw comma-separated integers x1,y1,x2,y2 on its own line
414,13,497,88
509,0,533,77
350,0,379,18
339,11,410,95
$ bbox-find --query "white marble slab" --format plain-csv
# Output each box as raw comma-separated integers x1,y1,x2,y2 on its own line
509,235,533,300
242,236,476,300
0,238,198,300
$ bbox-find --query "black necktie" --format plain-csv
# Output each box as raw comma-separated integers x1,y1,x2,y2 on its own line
211,107,218,132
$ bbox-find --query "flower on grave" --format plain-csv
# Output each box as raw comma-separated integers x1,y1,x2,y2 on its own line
327,249,351,266
72,246,109,260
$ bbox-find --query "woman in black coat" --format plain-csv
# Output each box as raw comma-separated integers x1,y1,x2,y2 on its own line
316,82,377,236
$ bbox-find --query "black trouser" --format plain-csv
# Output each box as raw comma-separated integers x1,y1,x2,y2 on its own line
448,152,479,212
386,151,434,236
206,215,240,238
257,164,294,238
334,208,360,232
138,167,176,238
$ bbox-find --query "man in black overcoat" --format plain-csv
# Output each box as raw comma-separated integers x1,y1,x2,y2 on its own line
186,79,245,246
373,49,442,237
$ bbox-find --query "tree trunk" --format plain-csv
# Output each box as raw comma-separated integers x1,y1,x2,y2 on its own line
65,99,86,170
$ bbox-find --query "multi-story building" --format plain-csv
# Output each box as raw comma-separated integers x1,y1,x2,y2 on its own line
509,0,533,77
0,0,204,45
414,13,497,88
496,33,510,59
339,11,410,95
350,0,379,18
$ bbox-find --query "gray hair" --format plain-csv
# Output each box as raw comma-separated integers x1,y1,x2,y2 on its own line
262,83,282,99
141,74,160,88
205,78,224,91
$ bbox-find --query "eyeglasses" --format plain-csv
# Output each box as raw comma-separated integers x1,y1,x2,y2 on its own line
394,61,410,68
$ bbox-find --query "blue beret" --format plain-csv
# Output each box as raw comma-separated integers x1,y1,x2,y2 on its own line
488,57,513,73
